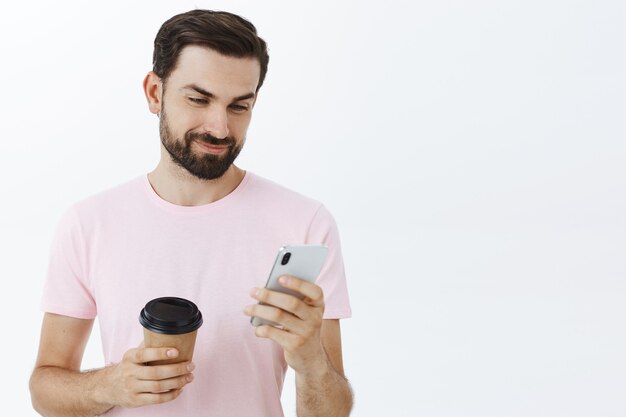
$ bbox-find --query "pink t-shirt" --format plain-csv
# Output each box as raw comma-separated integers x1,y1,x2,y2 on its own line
41,172,351,417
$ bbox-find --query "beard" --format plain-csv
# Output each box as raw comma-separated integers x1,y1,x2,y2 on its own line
159,108,243,180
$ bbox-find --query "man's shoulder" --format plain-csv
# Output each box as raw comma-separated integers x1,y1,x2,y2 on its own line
70,175,144,216
247,172,324,211
51,175,144,237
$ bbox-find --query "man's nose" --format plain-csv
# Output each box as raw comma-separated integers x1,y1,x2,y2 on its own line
201,106,229,139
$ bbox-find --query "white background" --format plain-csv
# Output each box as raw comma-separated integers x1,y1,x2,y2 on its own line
1,0,625,416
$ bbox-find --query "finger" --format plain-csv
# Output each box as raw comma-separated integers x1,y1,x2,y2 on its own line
254,324,303,351
136,388,184,406
136,373,194,393
125,347,179,364
250,287,308,319
137,361,195,381
244,304,302,332
277,276,324,307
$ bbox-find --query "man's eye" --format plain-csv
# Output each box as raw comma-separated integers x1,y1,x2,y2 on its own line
230,104,248,112
189,97,208,105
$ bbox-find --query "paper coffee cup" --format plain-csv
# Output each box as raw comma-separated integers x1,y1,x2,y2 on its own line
139,297,203,365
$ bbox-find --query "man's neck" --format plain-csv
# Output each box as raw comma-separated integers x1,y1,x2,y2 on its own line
147,159,246,207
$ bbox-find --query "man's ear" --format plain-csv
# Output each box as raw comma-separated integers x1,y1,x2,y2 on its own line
143,71,162,115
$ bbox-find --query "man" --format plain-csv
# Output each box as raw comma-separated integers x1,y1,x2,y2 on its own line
29,9,353,417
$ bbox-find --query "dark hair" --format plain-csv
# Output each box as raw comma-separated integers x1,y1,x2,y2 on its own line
153,9,269,91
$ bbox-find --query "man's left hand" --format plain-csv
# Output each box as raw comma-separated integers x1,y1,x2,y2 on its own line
243,276,326,374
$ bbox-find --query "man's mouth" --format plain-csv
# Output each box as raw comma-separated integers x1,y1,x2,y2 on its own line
196,140,229,155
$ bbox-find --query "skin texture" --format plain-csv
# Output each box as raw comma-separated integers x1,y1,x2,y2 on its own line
29,45,352,417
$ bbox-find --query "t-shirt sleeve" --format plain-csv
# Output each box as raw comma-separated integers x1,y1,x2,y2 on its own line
40,205,96,319
306,204,352,319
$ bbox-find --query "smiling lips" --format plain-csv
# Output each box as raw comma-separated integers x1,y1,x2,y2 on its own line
196,140,228,155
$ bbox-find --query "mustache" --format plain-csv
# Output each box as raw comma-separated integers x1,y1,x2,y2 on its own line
186,131,236,147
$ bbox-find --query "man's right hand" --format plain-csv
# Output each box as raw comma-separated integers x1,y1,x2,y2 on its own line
30,315,197,417
102,347,195,408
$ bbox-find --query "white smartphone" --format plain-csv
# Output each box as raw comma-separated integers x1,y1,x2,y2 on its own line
250,244,328,327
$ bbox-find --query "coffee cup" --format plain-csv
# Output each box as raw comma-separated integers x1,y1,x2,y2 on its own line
139,297,203,365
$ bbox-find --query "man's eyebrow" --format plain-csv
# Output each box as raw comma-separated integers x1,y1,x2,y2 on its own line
233,92,256,101
181,84,255,102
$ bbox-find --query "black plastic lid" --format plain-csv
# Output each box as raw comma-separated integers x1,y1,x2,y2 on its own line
139,297,203,335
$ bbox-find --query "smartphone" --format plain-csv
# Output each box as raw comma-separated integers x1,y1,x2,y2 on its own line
250,244,328,327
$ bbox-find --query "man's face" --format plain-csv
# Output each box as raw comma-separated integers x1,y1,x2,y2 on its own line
158,46,261,180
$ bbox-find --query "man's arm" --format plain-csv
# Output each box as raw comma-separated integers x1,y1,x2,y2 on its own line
244,276,353,417
29,313,194,417
295,319,353,417
29,313,115,417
